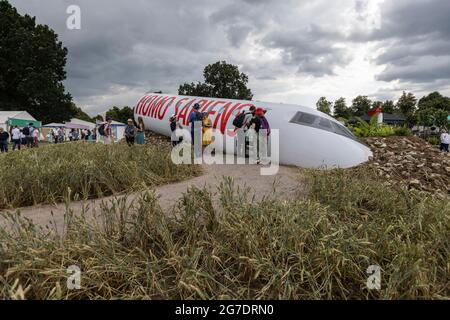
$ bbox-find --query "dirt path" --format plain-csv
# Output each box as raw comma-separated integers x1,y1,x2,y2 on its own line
1,163,304,232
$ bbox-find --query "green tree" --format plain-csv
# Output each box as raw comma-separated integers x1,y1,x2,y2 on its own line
351,96,372,117
371,101,383,109
417,92,450,112
417,108,448,128
316,97,332,115
333,97,351,118
381,100,395,114
179,61,253,100
396,91,417,117
0,0,75,123
104,106,134,124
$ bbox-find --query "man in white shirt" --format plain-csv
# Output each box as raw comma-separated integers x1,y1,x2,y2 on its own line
440,129,449,153
11,125,21,151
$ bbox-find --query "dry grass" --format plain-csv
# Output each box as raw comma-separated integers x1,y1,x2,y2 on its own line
0,167,448,300
0,142,201,209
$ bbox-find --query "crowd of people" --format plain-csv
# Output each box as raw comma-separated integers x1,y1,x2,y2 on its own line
168,103,272,164
0,123,41,153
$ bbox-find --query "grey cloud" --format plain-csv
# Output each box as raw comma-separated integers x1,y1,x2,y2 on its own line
263,26,350,76
353,0,450,84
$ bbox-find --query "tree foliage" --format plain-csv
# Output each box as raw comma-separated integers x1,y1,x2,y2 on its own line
396,92,417,117
381,100,395,114
351,96,372,117
179,61,253,100
417,91,450,112
316,97,332,115
0,0,75,123
104,106,134,124
333,97,351,118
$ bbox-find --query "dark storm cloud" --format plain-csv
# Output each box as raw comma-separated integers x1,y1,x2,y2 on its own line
9,0,450,114
354,0,450,84
262,25,350,76
10,0,226,114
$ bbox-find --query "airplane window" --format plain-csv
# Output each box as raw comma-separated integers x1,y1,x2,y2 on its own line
291,112,317,125
290,111,358,141
318,118,333,130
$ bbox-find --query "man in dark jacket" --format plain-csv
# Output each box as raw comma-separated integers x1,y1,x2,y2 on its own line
0,127,10,153
125,119,136,146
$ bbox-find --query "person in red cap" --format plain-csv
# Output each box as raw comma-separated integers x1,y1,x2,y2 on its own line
248,107,271,164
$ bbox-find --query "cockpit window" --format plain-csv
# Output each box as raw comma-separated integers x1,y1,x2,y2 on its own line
290,111,358,141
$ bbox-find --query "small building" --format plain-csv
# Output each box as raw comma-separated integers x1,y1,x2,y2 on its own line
361,113,406,126
0,111,41,131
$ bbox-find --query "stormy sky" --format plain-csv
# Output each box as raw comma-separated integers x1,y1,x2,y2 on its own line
9,0,450,115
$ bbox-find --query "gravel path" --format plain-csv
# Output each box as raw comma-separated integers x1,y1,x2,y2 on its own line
1,163,304,232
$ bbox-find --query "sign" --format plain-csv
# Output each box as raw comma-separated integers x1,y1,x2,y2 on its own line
8,118,42,128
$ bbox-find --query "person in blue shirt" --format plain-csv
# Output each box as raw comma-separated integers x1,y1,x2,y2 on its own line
189,103,203,158
189,103,202,144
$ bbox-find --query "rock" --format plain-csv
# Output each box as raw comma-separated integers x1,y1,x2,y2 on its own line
409,179,420,186
445,167,450,173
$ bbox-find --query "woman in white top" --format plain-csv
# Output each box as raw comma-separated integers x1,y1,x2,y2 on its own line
11,126,21,151
33,128,40,148
440,129,449,153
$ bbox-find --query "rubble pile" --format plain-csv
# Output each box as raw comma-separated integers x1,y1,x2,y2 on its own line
145,130,171,146
362,136,450,194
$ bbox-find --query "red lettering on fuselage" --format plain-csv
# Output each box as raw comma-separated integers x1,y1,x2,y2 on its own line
175,98,190,116
158,96,175,120
136,95,150,115
141,96,157,116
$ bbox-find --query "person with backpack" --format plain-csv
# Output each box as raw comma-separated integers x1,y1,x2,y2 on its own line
0,127,9,153
233,105,256,158
22,123,34,148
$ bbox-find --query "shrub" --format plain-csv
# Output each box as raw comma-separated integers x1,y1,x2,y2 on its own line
393,126,412,136
426,136,439,146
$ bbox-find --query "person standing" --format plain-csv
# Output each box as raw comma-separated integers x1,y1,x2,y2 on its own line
58,127,65,143
440,129,450,153
234,105,256,158
103,117,113,145
135,117,145,145
248,108,266,164
23,123,34,148
11,125,21,151
125,119,136,146
189,103,204,159
33,127,40,148
0,128,9,153
170,114,183,147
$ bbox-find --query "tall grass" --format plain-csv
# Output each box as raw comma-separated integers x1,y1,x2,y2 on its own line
0,168,448,300
0,142,201,209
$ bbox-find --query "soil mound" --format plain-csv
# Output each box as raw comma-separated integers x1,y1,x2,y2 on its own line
362,136,450,194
